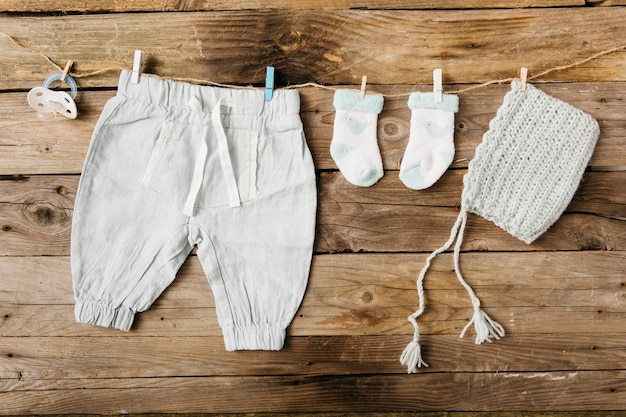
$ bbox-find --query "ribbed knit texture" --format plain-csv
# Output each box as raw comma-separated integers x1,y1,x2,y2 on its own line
462,81,600,244
407,91,459,113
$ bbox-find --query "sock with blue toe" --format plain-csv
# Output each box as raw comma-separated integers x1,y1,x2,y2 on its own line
331,90,385,187
400,92,459,190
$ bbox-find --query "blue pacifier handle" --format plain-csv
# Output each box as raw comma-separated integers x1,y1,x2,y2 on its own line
43,72,78,99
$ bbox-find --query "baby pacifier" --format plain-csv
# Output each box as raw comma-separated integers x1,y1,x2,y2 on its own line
28,71,78,121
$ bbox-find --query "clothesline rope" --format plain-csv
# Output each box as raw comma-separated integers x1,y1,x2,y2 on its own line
2,30,625,96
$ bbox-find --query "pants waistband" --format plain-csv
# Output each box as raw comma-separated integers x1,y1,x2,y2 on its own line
117,70,300,117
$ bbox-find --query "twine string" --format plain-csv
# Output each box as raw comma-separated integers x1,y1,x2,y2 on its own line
1,30,624,96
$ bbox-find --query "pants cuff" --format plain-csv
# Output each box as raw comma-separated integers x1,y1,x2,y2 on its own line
75,299,135,331
222,325,286,351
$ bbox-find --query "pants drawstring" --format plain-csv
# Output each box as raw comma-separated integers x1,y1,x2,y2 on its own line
184,96,241,216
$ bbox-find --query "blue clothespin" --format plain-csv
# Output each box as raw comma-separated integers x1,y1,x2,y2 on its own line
264,66,275,101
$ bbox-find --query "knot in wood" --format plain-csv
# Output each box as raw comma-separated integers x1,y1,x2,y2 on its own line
470,239,490,251
56,185,68,195
383,122,397,136
616,291,626,302
23,201,69,230
35,207,55,225
456,120,469,132
579,236,606,251
361,291,374,303
275,30,305,53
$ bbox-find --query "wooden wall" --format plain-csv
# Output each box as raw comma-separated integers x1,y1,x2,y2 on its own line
1,0,625,414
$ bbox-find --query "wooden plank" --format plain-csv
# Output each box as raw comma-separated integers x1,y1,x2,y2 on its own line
1,371,625,413
1,9,626,89
4,302,626,338
0,333,624,380
316,205,626,253
320,170,626,218
2,82,625,176
1,253,624,337
1,170,624,256
316,170,626,253
0,0,585,13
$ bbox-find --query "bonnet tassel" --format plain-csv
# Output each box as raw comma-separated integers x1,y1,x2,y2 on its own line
400,208,505,373
400,316,429,374
460,296,505,344
452,209,505,344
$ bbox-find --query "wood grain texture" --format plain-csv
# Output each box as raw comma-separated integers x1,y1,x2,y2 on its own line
2,333,625,380
1,371,626,414
1,253,624,337
0,0,586,13
1,82,625,175
1,4,626,415
1,172,624,256
1,9,626,89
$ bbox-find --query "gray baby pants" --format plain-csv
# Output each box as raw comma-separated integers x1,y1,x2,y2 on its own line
71,70,317,350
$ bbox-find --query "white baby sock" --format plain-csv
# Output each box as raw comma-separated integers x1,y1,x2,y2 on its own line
331,90,385,187
400,92,459,190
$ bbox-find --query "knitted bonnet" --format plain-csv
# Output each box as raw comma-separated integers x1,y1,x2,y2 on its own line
400,81,600,373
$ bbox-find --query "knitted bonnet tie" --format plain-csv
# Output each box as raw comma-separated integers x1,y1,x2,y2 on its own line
401,81,600,373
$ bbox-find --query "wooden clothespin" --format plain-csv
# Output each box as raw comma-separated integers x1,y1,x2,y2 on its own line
433,68,443,103
359,75,367,100
264,66,275,101
520,67,528,92
61,60,73,82
131,50,145,84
